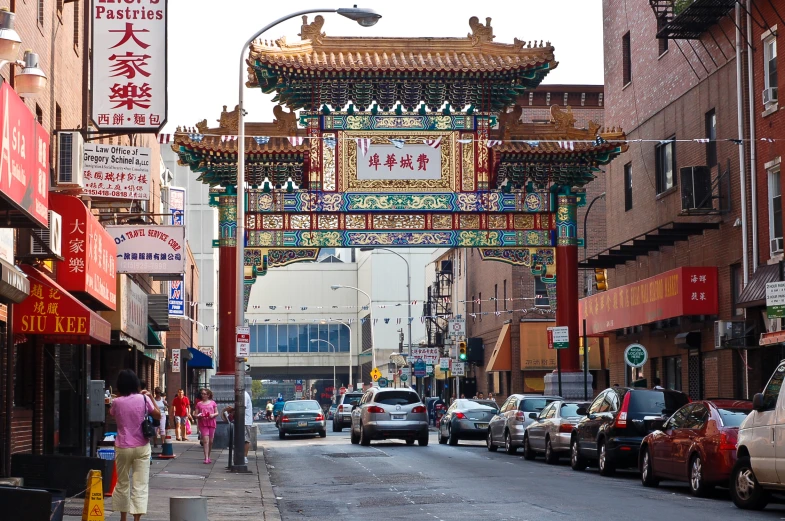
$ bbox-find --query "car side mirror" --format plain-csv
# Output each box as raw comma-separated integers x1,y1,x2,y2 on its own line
752,393,766,412
576,407,587,416
528,412,538,420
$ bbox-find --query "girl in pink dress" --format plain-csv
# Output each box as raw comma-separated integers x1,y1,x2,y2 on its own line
195,389,218,463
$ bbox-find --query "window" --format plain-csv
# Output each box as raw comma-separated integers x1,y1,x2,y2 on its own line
35,105,43,125
731,264,744,316
624,162,633,211
55,104,62,130
664,355,682,391
657,16,668,55
38,0,45,27
764,35,778,101
587,392,606,414
73,0,80,46
494,284,498,313
622,31,632,85
655,138,676,194
705,109,717,167
769,166,783,254
534,277,549,307
761,362,785,411
503,279,507,311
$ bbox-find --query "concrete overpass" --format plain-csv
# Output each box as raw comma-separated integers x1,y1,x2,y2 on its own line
246,352,367,382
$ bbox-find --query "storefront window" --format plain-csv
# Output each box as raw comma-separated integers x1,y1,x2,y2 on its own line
664,355,682,391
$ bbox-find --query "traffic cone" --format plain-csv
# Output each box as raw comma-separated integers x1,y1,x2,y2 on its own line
158,429,176,459
105,460,118,497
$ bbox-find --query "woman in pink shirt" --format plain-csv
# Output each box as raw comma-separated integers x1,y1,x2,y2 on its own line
109,370,161,521
195,388,218,463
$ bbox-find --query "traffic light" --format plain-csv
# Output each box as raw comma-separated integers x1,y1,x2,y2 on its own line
594,268,608,292
458,341,467,361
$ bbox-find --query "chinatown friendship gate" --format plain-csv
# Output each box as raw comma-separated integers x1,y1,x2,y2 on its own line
173,16,626,397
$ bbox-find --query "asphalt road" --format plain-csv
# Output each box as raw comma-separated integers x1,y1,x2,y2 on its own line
257,422,785,521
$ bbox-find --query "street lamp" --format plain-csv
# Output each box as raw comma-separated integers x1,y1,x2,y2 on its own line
331,284,375,369
310,339,337,402
581,191,605,401
0,9,46,98
325,319,354,390
233,6,381,471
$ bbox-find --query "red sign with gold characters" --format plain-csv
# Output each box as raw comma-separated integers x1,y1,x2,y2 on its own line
579,266,718,335
49,194,117,311
14,265,111,345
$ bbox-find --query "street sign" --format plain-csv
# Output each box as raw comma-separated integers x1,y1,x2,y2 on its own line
551,326,569,349
439,358,451,370
413,358,426,377
767,281,785,318
448,319,466,336
452,362,465,376
426,364,434,375
295,384,303,393
378,377,389,388
624,343,648,368
236,326,250,357
339,387,347,395
370,367,382,381
400,374,408,382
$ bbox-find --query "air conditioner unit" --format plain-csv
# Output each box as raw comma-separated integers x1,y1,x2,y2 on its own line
772,237,783,254
680,166,712,211
714,320,745,349
763,86,779,105
30,211,62,257
56,131,85,187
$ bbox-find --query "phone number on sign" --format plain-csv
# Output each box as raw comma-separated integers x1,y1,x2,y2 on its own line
84,189,140,198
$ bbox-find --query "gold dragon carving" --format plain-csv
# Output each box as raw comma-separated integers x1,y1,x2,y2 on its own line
468,16,494,45
299,15,326,44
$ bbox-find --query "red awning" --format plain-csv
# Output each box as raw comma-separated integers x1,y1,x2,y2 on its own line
13,265,111,345
760,331,785,346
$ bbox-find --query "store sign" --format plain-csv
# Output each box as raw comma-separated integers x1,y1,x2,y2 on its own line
167,186,185,225
579,267,718,335
50,194,117,310
91,0,168,132
521,321,556,371
102,275,148,345
0,83,50,228
82,144,152,200
171,349,180,373
624,343,648,368
107,225,185,275
766,281,785,319
168,277,184,316
410,346,438,364
357,144,440,180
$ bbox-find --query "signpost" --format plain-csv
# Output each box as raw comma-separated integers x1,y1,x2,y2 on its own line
370,367,382,382
452,362,465,376
413,358,426,377
624,343,648,368
439,358,451,370
378,377,388,388
236,326,250,357
767,281,785,319
547,326,568,397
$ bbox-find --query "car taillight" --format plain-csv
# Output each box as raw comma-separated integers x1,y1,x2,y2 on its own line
367,406,385,414
515,411,525,421
281,415,290,423
453,411,466,419
615,392,631,428
719,430,737,451
412,406,426,414
315,414,324,421
559,423,573,433
338,405,344,413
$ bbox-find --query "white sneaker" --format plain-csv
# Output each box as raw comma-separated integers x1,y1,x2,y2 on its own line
244,457,248,464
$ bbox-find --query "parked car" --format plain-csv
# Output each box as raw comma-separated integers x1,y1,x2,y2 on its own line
522,401,588,463
487,394,561,454
731,359,785,510
570,387,690,476
333,391,364,432
350,388,429,446
639,399,752,496
278,400,326,439
327,404,337,420
438,399,499,445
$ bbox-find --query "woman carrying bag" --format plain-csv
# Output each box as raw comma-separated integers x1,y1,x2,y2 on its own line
109,370,161,521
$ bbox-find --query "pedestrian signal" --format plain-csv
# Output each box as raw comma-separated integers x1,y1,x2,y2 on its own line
594,269,608,292
458,341,467,361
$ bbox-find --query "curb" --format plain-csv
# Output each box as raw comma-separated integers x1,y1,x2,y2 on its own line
255,445,282,521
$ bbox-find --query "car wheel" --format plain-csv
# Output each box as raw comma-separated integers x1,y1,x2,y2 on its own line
688,454,712,497
319,430,327,438
504,431,517,455
332,421,342,433
448,425,459,446
570,438,587,471
438,427,447,444
522,434,536,461
598,440,616,476
641,447,659,487
278,431,285,440
544,436,558,465
731,456,769,510
350,426,359,445
359,424,371,446
406,439,415,446
418,433,429,446
486,430,497,452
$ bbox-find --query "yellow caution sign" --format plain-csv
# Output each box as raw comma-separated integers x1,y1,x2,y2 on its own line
370,367,382,381
82,469,105,521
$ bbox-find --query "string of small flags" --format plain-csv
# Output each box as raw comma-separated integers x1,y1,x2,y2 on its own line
244,295,541,311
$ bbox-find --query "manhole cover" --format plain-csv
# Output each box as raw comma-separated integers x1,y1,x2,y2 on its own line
323,452,389,458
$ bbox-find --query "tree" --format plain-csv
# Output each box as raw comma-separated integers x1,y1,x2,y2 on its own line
251,380,265,401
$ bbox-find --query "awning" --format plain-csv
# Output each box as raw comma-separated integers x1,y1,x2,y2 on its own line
147,325,164,349
760,331,785,346
738,264,780,308
13,265,111,345
187,347,214,369
486,323,512,372
0,258,29,304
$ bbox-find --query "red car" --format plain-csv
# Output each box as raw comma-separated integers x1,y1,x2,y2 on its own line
639,399,752,496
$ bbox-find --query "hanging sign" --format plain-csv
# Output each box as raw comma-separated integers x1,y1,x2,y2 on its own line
168,277,184,316
171,349,181,373
82,144,152,200
91,0,168,132
107,225,185,275
411,346,438,364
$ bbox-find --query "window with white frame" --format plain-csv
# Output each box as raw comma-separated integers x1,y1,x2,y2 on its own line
769,166,783,254
764,34,778,104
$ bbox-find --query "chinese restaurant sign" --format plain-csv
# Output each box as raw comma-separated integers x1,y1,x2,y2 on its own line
50,194,117,310
107,225,185,275
357,144,441,180
91,0,168,132
0,83,50,227
82,144,152,200
579,267,718,335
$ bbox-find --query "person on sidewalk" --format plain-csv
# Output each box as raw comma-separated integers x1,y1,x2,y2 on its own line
195,388,219,464
244,390,253,464
110,369,161,521
152,388,168,448
172,389,192,441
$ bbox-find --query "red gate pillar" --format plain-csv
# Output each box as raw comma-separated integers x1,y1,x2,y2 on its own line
555,193,580,373
217,194,238,375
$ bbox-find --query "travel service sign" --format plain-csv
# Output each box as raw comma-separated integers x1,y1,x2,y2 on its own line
107,225,185,275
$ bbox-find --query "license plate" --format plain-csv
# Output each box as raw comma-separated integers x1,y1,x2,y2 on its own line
475,423,488,429
298,421,308,427
390,414,405,420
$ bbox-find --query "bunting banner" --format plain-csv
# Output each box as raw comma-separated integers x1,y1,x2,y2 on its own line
288,136,304,146
157,134,172,144
355,138,371,157
423,137,442,148
389,138,405,149
254,136,270,145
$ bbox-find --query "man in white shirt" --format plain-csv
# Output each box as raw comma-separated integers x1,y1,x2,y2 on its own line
244,391,253,464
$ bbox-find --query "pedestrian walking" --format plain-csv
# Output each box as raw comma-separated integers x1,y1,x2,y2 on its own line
172,389,192,441
152,388,168,448
244,390,253,464
109,369,160,521
195,388,218,464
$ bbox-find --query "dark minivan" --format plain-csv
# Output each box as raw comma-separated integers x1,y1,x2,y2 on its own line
570,387,690,476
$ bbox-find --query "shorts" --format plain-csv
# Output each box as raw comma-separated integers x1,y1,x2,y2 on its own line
245,425,253,443
200,426,215,438
175,415,188,425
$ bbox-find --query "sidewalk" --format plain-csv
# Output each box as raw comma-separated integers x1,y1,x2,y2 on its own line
64,439,280,521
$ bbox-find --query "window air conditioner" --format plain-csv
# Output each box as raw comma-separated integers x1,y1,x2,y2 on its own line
30,211,62,257
763,87,779,105
680,166,712,211
56,131,85,187
772,237,783,254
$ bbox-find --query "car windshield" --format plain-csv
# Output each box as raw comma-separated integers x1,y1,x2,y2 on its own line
718,408,751,427
344,394,363,406
283,401,320,412
375,391,419,405
466,399,498,411
520,398,557,412
629,391,689,415
560,403,583,417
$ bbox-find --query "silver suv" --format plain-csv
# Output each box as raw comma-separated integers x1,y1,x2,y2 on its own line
333,392,364,432
350,388,429,446
487,394,561,454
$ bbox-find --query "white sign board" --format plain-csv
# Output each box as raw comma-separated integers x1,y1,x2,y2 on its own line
357,144,441,180
766,281,785,318
108,225,186,275
400,367,411,377
236,326,250,357
171,349,180,373
440,358,451,370
82,144,152,199
552,326,569,349
91,0,168,132
0,228,13,263
448,319,466,336
411,347,439,364
426,364,434,375
452,362,465,376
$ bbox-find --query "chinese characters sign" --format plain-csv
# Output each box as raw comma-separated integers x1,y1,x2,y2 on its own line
0,83,50,228
91,0,168,132
410,347,438,365
171,349,180,373
50,194,117,311
83,144,151,200
168,277,184,317
357,144,441,181
579,267,718,335
107,225,185,275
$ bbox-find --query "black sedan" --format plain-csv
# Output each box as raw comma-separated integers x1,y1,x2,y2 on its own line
439,399,499,446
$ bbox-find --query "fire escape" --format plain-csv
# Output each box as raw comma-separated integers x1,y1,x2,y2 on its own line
424,259,453,352
650,0,738,40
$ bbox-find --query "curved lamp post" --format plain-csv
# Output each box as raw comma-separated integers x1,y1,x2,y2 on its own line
331,284,375,369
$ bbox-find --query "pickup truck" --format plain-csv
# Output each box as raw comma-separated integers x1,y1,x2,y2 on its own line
333,392,364,432
732,359,785,510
